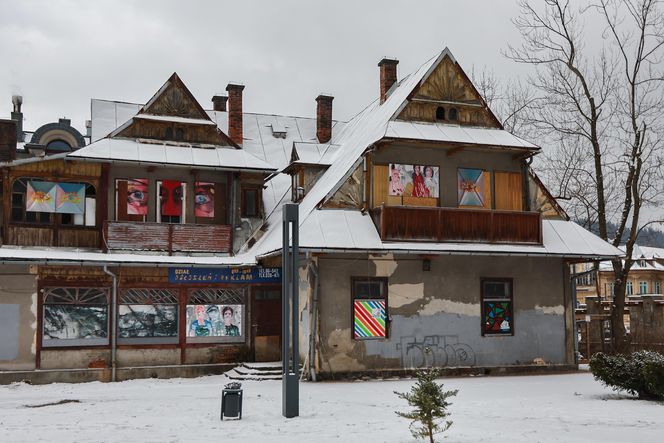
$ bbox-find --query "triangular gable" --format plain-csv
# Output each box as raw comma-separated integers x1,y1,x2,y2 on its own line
140,73,211,120
393,49,502,129
111,73,237,147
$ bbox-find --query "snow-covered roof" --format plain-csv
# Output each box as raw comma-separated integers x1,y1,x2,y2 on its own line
66,138,276,172
0,246,256,267
385,121,538,150
598,244,664,271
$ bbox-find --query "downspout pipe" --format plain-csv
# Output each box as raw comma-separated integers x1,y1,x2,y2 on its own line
307,253,319,382
103,266,118,382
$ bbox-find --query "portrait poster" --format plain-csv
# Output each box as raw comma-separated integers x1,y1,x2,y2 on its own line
55,183,85,214
194,182,215,218
186,304,243,337
458,168,487,207
388,164,439,198
26,181,57,213
353,299,386,339
159,180,183,217
126,179,148,215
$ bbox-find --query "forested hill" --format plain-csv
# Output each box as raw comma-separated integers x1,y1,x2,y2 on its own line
579,221,664,248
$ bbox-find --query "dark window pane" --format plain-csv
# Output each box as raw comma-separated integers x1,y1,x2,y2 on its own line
354,280,384,299
11,207,23,222
483,281,509,299
12,193,23,206
26,212,37,223
436,107,445,120
245,189,258,216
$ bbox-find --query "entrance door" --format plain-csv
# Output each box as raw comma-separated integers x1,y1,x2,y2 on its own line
252,287,282,362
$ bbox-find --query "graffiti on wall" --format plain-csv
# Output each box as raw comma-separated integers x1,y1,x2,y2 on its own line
396,335,476,368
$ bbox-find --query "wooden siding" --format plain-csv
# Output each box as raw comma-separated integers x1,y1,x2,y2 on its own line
104,221,232,253
495,171,523,211
370,205,542,244
6,225,99,248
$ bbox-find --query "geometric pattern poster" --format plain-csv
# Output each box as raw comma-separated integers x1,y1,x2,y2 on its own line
388,164,439,198
55,183,85,214
26,181,57,212
457,168,487,207
483,300,512,335
354,299,386,339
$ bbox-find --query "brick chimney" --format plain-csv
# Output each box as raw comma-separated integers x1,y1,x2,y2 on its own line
378,58,399,104
0,119,18,162
225,83,244,145
11,95,23,142
212,94,228,112
316,94,334,144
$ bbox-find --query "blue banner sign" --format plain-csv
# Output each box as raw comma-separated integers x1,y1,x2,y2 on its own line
168,266,281,284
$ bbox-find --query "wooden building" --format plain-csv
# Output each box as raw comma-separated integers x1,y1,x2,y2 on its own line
0,49,622,383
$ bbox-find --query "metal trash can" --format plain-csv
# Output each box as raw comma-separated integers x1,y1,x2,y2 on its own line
221,382,243,420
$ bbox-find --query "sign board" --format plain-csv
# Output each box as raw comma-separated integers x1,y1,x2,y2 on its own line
168,267,281,284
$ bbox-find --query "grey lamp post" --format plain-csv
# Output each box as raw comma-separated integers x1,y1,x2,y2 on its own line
282,203,299,418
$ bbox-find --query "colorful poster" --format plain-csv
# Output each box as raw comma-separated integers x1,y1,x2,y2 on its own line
388,164,439,198
127,179,148,215
160,180,183,216
483,301,512,335
55,183,85,214
26,181,56,212
186,304,242,337
354,299,386,339
194,182,215,218
458,168,487,207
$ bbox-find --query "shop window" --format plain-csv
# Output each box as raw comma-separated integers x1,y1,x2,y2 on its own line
241,187,261,217
118,288,179,344
458,168,491,209
186,288,245,343
639,281,648,295
352,277,388,339
116,179,148,222
11,178,96,226
42,287,109,347
481,279,513,336
157,180,186,223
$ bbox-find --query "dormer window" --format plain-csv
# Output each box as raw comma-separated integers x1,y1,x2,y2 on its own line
435,107,445,121
165,128,173,139
448,108,458,121
175,128,184,141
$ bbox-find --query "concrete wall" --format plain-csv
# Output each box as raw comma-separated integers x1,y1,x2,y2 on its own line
314,253,571,374
373,143,522,208
0,265,37,370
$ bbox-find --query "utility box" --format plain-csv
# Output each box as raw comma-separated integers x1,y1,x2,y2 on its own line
221,382,243,420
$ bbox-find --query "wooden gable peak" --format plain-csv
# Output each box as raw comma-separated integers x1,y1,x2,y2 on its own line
394,48,503,129
140,72,211,120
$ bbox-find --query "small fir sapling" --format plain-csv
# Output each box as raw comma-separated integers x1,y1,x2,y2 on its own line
394,369,459,442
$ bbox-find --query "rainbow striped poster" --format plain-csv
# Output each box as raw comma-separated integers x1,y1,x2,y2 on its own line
354,299,386,339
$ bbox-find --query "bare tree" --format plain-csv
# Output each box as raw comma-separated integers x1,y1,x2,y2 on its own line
506,0,664,352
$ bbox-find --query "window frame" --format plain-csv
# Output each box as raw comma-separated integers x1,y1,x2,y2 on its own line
626,281,633,296
117,288,180,345
639,280,648,295
351,276,389,340
241,186,262,218
480,278,514,337
41,286,110,348
655,281,661,294
156,180,186,224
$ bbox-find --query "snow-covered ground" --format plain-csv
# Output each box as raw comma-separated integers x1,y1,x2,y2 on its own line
0,370,662,442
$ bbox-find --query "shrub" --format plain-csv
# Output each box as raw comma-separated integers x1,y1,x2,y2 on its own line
394,369,459,442
589,350,664,400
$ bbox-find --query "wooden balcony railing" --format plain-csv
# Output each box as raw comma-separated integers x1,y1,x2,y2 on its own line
370,205,542,244
103,221,232,254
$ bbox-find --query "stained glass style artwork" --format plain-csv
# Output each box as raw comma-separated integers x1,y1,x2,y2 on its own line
194,182,215,218
26,181,56,212
457,168,487,207
354,299,386,339
55,183,85,214
483,301,512,335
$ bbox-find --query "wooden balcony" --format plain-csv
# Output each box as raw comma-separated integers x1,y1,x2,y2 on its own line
370,205,542,244
103,221,232,254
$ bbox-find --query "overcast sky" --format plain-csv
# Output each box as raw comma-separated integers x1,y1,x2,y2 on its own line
0,0,539,133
